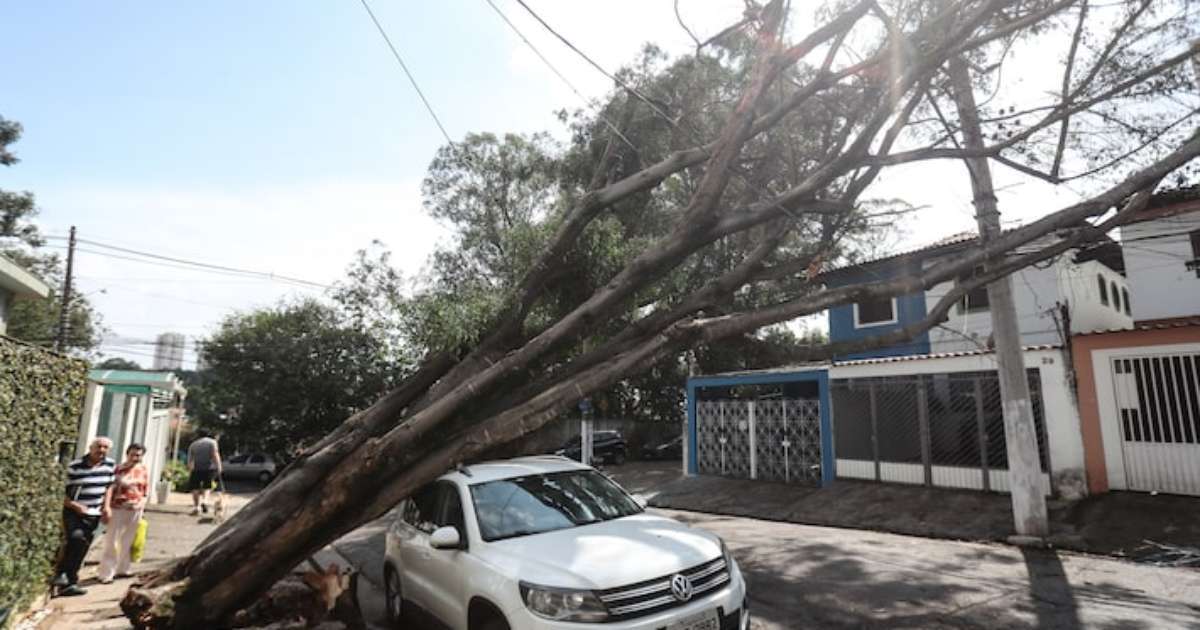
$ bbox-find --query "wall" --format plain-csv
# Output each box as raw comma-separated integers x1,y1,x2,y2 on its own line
826,258,930,360
0,337,86,621
1071,325,1200,494
1065,260,1134,333
830,348,1086,497
925,256,1131,354
1121,212,1200,322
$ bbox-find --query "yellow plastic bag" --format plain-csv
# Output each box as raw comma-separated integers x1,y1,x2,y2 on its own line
130,518,148,562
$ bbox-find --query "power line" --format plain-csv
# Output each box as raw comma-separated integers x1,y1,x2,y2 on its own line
358,0,454,146
482,0,639,153
511,0,679,129
43,236,330,289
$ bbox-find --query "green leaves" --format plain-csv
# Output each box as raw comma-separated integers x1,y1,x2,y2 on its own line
0,338,86,618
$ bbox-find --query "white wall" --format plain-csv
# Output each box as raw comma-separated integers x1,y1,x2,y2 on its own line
925,255,1131,354
1121,212,1200,322
831,348,1088,497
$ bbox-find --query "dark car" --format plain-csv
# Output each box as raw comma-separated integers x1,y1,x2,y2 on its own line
555,430,627,465
641,435,683,461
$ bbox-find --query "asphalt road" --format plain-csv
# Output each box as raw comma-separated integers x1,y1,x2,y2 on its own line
344,503,1200,629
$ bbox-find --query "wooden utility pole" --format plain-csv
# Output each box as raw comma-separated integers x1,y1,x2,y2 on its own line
54,225,77,352
946,58,1049,537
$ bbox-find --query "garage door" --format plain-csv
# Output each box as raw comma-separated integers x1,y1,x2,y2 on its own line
1110,352,1200,495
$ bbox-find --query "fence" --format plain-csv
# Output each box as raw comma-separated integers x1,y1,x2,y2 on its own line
694,399,823,484
831,369,1052,493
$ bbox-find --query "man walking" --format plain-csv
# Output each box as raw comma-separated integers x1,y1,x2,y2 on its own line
186,430,222,516
53,437,116,597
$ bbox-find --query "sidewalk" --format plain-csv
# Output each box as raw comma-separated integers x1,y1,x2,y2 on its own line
25,489,393,630
26,491,254,630
607,461,1200,563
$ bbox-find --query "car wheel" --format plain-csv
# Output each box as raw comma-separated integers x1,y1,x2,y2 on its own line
257,471,273,484
384,566,405,627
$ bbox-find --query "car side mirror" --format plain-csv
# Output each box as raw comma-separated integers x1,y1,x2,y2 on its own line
430,526,462,550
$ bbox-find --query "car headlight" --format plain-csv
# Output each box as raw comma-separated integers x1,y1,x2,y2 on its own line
720,538,737,573
518,581,609,622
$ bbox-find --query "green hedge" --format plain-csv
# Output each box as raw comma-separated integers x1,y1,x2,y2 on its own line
0,336,86,625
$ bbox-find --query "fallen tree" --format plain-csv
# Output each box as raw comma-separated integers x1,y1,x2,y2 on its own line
124,1,1200,627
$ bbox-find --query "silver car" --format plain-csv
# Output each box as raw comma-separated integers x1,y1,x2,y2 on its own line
222,453,276,484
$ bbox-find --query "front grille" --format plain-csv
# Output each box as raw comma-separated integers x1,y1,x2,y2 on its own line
597,556,731,621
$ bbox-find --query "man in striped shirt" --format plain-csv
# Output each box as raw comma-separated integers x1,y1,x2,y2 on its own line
52,437,116,596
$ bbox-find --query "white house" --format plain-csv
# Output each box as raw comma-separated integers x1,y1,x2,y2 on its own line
0,253,49,336
1120,197,1200,324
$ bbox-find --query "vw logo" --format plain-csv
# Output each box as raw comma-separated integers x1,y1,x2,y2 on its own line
670,573,694,602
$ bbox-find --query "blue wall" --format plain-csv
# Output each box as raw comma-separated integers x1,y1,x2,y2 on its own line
686,370,833,488
826,259,930,360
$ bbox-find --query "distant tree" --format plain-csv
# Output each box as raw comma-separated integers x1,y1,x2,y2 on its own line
95,357,142,370
0,115,102,352
188,299,403,457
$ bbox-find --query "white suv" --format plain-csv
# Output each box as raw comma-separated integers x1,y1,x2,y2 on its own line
383,456,749,630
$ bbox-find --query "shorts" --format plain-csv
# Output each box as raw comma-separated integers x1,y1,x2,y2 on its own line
188,469,218,491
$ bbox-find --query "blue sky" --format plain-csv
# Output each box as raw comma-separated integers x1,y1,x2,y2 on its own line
2,1,1075,367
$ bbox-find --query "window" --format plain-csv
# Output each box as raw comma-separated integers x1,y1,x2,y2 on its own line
1098,275,1108,305
955,267,990,314
249,454,265,464
470,470,643,542
403,484,441,534
854,296,896,327
1122,288,1131,316
1111,282,1121,312
228,455,248,464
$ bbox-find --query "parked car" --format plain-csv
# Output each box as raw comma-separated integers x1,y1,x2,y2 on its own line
384,456,748,630
641,435,684,461
555,430,627,465
222,453,276,484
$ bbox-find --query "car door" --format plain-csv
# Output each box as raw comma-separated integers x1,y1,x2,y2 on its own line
423,482,470,628
224,454,248,479
397,484,441,614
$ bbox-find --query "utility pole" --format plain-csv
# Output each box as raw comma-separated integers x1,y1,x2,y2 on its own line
947,58,1049,537
54,226,77,352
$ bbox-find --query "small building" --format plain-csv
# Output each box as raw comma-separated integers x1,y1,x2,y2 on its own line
1071,194,1200,497
0,253,50,337
77,370,188,501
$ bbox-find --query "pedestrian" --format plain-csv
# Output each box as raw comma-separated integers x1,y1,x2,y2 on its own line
186,430,222,516
96,443,148,583
52,437,116,597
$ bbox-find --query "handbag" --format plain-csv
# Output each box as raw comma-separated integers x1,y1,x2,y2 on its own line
130,517,149,562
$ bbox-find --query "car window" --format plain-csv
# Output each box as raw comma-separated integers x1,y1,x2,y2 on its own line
228,455,248,464
470,470,642,542
403,484,441,534
438,483,466,534
249,454,265,464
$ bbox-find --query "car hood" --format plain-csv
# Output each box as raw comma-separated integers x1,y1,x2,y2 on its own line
474,513,721,591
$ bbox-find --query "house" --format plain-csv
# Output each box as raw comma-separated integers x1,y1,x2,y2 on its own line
823,232,1132,359
685,230,1123,499
0,253,49,336
1071,194,1200,497
77,370,188,502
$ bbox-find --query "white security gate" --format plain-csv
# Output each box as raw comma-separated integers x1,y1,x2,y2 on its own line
695,399,821,483
1110,351,1200,495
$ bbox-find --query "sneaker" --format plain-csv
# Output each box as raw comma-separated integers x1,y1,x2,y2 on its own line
98,576,114,585
57,584,88,597
190,507,200,516
201,503,209,514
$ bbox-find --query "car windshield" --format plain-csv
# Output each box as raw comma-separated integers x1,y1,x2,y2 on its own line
470,470,643,542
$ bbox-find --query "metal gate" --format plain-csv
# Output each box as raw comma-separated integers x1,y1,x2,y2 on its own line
1111,352,1200,495
695,399,822,483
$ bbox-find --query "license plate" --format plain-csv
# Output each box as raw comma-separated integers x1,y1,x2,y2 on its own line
668,608,719,630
